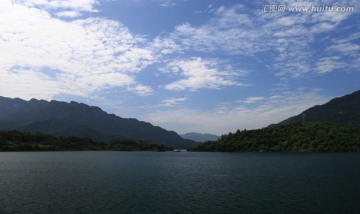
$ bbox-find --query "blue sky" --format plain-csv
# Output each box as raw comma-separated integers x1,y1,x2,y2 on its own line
0,0,359,135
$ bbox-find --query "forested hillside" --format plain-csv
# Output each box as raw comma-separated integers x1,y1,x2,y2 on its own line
189,122,360,152
0,131,171,151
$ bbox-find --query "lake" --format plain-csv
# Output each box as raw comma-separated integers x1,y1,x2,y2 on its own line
0,152,359,213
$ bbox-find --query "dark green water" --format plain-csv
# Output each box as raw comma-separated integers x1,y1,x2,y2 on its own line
0,152,359,214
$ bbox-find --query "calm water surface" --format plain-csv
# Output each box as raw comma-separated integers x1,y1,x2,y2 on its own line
0,152,359,213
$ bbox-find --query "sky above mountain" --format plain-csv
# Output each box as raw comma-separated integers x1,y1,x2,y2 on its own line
1,0,359,135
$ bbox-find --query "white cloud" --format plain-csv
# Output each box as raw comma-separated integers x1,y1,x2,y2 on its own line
241,96,265,104
118,48,156,73
151,37,180,55
162,57,241,91
328,32,360,58
0,68,63,100
22,0,99,13
158,0,176,7
329,42,360,54
0,0,155,100
127,84,154,96
160,97,187,107
131,0,176,7
144,90,329,135
55,10,81,18
154,2,358,79
315,57,347,73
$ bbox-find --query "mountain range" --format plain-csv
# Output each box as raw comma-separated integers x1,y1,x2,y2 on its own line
1,89,359,150
0,96,197,149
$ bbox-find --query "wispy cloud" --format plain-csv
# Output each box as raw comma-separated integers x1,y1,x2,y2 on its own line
55,10,81,18
161,57,242,91
127,85,154,96
325,32,360,70
160,97,187,107
0,67,62,100
158,0,176,7
315,56,347,73
0,1,155,99
241,96,265,104
154,1,359,80
22,0,100,14
132,0,176,7
3,0,357,101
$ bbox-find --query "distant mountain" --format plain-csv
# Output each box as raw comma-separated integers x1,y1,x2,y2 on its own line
277,90,360,127
181,132,218,142
0,96,197,149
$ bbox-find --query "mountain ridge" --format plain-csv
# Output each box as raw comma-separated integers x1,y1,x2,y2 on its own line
0,96,197,149
277,90,360,127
